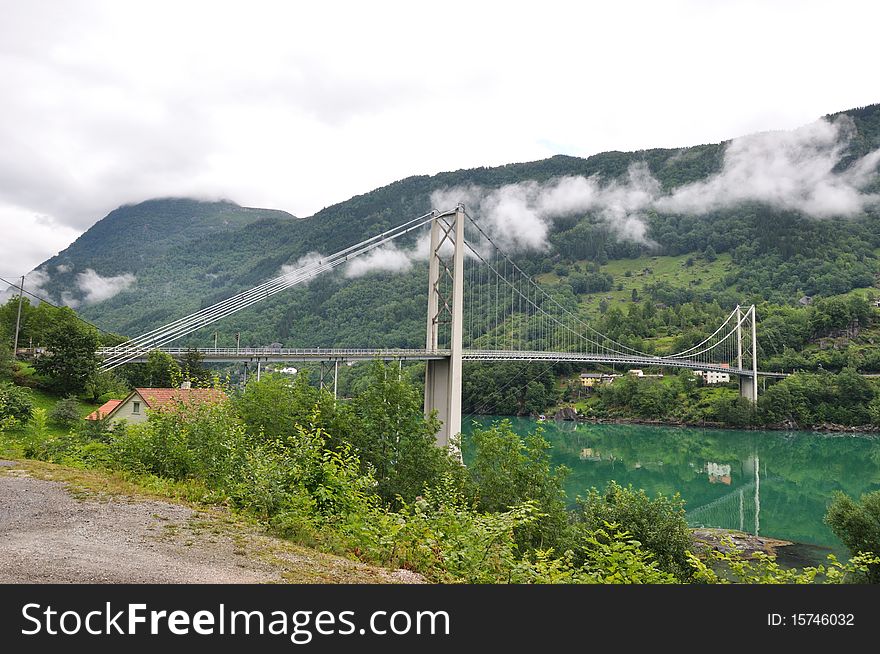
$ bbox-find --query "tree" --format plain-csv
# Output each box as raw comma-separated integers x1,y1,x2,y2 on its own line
347,362,457,506
235,373,343,442
33,307,99,395
49,397,82,427
0,340,14,380
469,420,570,550
178,349,213,387
703,245,717,262
0,381,34,425
825,490,880,583
573,481,694,580
146,350,182,388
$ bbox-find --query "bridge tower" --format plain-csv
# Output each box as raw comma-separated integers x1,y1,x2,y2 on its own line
736,305,759,403
424,205,465,449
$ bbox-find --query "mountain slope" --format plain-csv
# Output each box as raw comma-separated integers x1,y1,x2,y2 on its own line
26,104,880,350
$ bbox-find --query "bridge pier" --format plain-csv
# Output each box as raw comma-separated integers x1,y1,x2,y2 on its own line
737,305,759,404
424,205,465,450
739,374,757,403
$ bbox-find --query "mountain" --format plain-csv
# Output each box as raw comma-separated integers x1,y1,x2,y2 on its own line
24,104,880,353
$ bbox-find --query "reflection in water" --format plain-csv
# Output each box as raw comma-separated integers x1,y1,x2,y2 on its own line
687,455,760,535
463,418,880,553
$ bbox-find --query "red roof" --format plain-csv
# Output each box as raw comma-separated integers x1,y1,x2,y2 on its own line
134,387,227,410
86,399,122,421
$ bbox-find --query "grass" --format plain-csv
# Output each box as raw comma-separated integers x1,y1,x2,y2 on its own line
537,252,734,319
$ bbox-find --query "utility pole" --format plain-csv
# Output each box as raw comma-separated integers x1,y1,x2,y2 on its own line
213,331,218,349
12,276,24,357
236,331,241,353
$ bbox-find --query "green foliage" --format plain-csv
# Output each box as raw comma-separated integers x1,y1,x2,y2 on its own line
84,370,130,404
48,397,83,427
759,369,875,427
234,374,342,441
462,362,561,415
468,420,570,550
33,307,99,395
345,362,459,506
825,490,880,583
0,340,14,380
573,481,694,580
0,381,34,425
134,350,183,388
178,349,213,387
689,543,878,584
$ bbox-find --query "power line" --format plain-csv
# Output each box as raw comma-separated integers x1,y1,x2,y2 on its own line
0,275,117,337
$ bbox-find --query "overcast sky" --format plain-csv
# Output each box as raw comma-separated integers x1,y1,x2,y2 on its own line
1,0,878,278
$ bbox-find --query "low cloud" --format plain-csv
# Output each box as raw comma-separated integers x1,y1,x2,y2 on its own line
432,116,880,252
659,116,880,217
280,251,327,284
75,268,136,304
345,243,417,278
1,268,52,303
432,163,660,251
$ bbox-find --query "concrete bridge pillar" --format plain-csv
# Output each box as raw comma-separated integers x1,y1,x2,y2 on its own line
424,205,465,449
737,305,759,404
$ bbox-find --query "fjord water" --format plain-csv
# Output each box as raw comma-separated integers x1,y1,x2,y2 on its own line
463,418,880,559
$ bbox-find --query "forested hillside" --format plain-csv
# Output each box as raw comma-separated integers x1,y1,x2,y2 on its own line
16,104,880,366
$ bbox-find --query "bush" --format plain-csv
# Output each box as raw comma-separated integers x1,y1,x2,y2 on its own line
469,420,570,551
0,382,34,425
825,490,880,583
49,397,82,427
573,481,693,580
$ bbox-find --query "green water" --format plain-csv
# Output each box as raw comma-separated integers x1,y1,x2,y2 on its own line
463,418,880,558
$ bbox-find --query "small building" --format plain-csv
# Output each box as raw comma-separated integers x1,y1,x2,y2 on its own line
580,372,616,388
628,369,644,378
86,386,227,424
580,373,603,388
85,399,123,421
694,370,731,384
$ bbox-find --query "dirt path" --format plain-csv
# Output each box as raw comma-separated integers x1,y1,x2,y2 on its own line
0,460,422,584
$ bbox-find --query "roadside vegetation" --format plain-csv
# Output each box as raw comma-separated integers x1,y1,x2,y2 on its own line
1,340,876,583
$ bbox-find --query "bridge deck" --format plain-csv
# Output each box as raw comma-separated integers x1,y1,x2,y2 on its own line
98,347,785,377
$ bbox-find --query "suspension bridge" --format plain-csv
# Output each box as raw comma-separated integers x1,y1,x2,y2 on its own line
98,205,776,446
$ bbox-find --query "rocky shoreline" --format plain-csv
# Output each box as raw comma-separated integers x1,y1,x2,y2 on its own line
691,528,791,558
548,409,880,434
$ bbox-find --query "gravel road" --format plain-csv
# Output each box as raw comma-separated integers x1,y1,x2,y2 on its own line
0,460,421,584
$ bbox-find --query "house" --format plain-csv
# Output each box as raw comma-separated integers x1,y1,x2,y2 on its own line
86,386,227,424
580,373,603,388
85,399,123,421
694,370,731,384
628,369,644,377
580,372,616,388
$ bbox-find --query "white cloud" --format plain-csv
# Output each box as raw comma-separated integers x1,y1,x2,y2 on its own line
433,117,880,251
0,268,52,303
75,268,136,304
345,243,417,278
659,117,880,217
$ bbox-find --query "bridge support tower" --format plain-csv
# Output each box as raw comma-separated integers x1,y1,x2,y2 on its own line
424,205,465,449
736,305,759,404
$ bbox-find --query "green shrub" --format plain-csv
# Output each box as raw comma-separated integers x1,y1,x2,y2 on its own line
573,481,693,580
49,397,82,427
468,420,570,551
825,490,880,583
0,381,34,425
